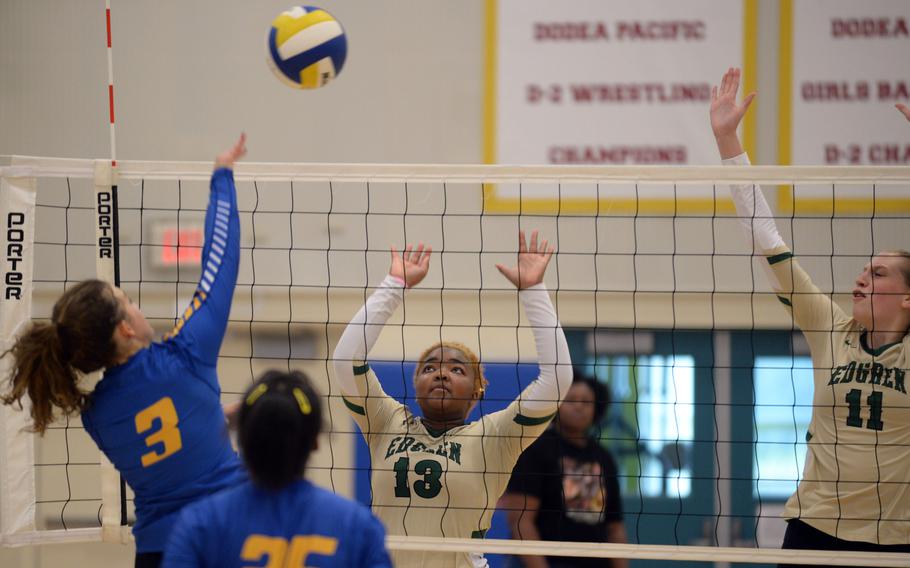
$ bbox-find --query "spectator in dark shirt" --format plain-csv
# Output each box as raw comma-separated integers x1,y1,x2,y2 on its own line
501,373,627,568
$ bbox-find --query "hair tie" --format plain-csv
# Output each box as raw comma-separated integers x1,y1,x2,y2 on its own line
292,388,312,415
245,383,268,406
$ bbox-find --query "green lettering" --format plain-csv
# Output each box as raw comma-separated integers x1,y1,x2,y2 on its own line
386,437,402,459
870,363,884,386
448,442,462,465
841,361,856,384
411,442,426,452
883,368,895,389
855,362,869,384
828,366,844,385
435,444,447,458
397,436,415,453
894,368,906,394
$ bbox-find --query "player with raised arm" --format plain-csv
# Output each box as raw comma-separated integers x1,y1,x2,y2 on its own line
332,231,573,568
2,135,249,568
711,68,910,560
163,370,392,568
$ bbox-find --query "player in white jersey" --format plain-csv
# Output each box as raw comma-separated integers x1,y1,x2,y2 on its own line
711,68,910,560
332,230,573,568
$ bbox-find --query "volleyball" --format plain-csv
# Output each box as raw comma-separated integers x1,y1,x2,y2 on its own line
266,6,347,89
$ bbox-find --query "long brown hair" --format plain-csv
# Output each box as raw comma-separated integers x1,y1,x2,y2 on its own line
1,279,124,434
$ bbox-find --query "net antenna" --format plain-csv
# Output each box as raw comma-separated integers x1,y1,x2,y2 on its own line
99,0,130,543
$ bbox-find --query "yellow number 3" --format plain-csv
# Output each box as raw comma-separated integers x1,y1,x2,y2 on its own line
135,397,183,468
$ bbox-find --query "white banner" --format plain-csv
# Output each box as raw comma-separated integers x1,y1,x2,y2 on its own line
487,0,752,214
0,170,38,539
786,0,910,213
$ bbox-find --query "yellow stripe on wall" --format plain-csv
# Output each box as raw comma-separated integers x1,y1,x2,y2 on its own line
482,0,498,210
742,0,759,159
482,0,497,166
777,0,794,212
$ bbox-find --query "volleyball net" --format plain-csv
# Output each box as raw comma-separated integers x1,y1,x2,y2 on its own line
1,156,909,566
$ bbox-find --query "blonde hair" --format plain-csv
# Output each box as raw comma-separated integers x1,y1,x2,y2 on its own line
880,250,910,287
415,341,489,398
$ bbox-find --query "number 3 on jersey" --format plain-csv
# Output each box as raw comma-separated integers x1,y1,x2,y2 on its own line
135,397,183,467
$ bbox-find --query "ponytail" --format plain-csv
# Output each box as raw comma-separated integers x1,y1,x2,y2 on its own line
2,323,86,434
1,279,123,434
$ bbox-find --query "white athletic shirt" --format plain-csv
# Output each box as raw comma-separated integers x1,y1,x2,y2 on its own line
726,152,910,544
333,275,573,567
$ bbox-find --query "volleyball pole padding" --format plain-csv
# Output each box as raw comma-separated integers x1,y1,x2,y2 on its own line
0,170,38,543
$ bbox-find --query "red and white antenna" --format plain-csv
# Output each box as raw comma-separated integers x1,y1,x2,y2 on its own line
105,0,117,166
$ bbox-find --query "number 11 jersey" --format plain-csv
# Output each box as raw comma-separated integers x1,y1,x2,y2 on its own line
768,247,910,545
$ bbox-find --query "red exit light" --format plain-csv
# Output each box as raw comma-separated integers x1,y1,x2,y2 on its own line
160,228,203,266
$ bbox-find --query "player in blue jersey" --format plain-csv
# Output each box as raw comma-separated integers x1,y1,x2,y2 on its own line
2,135,249,568
163,370,392,568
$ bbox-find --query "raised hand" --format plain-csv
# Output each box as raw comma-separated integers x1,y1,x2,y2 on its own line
215,133,247,169
390,243,432,288
897,103,910,122
496,230,554,290
710,67,756,139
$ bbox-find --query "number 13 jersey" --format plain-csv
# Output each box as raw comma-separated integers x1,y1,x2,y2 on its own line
333,276,573,567
347,365,553,566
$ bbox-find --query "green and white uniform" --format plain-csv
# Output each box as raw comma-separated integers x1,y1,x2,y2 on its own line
333,276,573,567
727,152,910,544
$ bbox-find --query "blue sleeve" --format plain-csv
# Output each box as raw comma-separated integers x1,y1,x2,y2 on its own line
165,167,240,367
360,510,393,568
162,504,207,568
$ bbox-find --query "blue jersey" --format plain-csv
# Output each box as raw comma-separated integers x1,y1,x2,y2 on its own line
82,168,245,553
163,480,392,568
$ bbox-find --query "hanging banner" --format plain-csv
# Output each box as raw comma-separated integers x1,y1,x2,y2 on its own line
781,0,910,214
485,0,755,214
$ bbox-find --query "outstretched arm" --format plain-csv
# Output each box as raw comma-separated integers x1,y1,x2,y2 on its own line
166,134,246,367
711,69,847,329
711,68,785,256
332,245,431,429
498,231,572,420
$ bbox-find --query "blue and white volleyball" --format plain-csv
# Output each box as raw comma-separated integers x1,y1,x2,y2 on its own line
267,6,347,89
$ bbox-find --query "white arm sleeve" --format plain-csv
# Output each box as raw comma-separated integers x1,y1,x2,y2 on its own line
723,152,787,289
516,283,574,415
722,152,786,253
331,275,404,397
